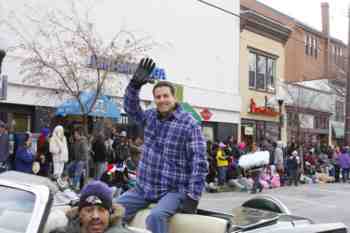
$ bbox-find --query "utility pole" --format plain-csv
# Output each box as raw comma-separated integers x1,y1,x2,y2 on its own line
345,6,350,146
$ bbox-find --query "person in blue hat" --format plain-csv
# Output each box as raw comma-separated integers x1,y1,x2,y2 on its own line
15,132,35,174
50,181,140,233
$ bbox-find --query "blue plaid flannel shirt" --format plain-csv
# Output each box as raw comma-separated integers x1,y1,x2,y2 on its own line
124,85,208,200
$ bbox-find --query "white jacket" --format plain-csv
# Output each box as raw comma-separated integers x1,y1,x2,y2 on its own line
50,137,68,163
50,126,69,163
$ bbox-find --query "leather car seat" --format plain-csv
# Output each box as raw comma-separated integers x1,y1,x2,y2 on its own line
129,207,229,233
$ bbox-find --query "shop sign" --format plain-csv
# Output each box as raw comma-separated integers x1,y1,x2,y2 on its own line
244,126,254,135
200,108,213,121
249,98,279,117
88,55,167,80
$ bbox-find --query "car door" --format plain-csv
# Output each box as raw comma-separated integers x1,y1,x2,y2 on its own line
0,178,53,233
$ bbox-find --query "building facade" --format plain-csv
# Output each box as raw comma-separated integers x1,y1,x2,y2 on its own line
239,10,291,145
1,0,241,140
281,82,333,147
241,0,347,146
241,0,347,83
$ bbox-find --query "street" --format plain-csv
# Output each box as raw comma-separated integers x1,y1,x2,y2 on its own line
199,183,350,227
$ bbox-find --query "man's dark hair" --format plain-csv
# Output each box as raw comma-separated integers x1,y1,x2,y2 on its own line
152,81,176,96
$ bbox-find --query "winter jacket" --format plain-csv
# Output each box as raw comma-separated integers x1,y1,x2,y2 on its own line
15,146,34,173
72,136,89,161
274,146,284,170
286,155,299,172
114,143,130,162
0,132,9,162
92,139,107,162
50,137,69,163
50,204,140,233
216,149,228,167
337,153,350,169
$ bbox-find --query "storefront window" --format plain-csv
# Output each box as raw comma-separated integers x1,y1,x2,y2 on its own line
241,119,278,145
12,113,31,132
202,126,214,142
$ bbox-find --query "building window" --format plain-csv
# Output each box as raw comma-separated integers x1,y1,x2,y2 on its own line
249,52,256,88
335,100,345,122
310,37,314,56
305,35,309,55
315,116,328,129
313,38,318,58
331,44,345,68
266,58,275,92
287,112,299,126
305,34,318,59
333,45,337,63
256,55,266,90
248,51,276,93
12,113,32,132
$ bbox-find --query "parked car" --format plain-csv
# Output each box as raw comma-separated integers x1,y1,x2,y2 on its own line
0,171,347,233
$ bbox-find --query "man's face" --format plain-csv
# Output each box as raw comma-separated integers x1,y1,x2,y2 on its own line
79,205,110,233
111,128,117,135
153,86,176,114
74,131,81,141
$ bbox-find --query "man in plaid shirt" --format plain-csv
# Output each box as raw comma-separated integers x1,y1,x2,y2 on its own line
118,58,208,233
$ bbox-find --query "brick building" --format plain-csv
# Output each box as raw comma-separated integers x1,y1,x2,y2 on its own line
241,0,346,83
241,0,347,146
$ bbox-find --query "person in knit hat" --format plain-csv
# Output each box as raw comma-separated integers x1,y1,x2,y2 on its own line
50,180,141,233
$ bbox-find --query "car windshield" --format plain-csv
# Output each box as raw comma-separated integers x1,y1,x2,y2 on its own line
0,185,35,233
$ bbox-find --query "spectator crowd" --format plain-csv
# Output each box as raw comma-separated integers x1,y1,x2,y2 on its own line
0,119,349,195
0,120,141,195
205,136,349,194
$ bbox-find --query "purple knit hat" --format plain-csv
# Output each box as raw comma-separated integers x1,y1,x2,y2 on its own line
79,181,113,211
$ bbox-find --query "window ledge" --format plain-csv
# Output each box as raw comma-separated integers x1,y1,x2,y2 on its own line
248,87,276,94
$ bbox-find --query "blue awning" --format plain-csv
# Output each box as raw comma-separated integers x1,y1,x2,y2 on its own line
55,91,121,119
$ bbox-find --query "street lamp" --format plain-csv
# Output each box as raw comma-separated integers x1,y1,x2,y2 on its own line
277,98,284,141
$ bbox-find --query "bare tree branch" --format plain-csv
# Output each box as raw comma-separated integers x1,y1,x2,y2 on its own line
2,0,156,132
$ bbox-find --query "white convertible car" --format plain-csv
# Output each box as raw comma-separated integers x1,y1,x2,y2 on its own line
0,171,347,233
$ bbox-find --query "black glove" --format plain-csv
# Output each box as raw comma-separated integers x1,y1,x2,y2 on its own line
130,58,156,89
181,195,199,214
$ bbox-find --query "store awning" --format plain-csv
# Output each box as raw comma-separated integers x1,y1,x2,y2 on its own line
332,123,344,139
55,91,121,119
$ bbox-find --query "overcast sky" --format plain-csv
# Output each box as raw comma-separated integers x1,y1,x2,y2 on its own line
258,0,349,43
